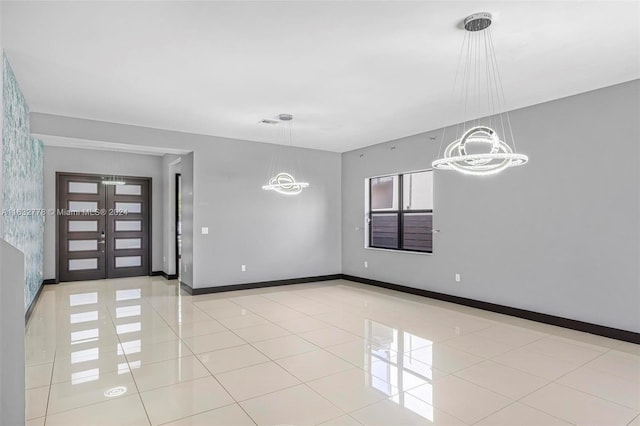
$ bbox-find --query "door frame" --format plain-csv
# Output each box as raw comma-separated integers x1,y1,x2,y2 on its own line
175,173,181,278
56,171,153,282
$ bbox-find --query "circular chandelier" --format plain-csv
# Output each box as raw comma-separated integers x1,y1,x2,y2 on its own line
263,172,309,195
262,114,309,195
432,13,528,176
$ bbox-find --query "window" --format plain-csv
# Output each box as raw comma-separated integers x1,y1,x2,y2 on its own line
368,170,433,253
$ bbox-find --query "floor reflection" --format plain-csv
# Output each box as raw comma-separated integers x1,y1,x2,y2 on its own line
366,319,435,422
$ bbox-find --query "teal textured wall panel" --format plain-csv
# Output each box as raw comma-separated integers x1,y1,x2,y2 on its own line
2,53,44,310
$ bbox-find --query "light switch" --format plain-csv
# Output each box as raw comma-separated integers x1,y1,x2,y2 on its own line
201,227,209,235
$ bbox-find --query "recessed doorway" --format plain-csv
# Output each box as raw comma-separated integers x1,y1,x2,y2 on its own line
56,172,152,282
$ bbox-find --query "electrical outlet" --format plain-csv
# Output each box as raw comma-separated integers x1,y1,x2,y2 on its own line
364,261,368,268
241,264,246,272
455,273,461,282
201,227,209,235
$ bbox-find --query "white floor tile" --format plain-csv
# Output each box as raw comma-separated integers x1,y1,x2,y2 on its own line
140,376,234,425
521,382,638,426
277,349,353,381
240,384,342,425
493,348,582,380
215,361,300,401
217,313,269,330
130,355,210,392
233,322,291,343
454,360,548,399
318,415,363,426
171,319,227,339
299,326,361,347
182,330,245,354
45,394,150,426
307,368,398,412
350,395,467,426
475,402,571,425
252,334,319,359
25,385,49,420
51,349,129,384
23,278,636,426
557,366,640,410
522,336,607,364
585,350,640,381
276,316,333,333
473,324,547,347
26,362,53,389
198,344,269,374
409,375,512,425
162,403,256,425
443,333,516,359
47,370,137,414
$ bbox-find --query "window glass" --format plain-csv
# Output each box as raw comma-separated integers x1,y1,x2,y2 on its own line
368,170,433,253
402,213,433,252
403,171,433,211
371,175,398,211
370,213,398,249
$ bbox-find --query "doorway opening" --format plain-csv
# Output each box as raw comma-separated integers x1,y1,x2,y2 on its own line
56,172,152,282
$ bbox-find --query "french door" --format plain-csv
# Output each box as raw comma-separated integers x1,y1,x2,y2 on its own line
57,173,151,282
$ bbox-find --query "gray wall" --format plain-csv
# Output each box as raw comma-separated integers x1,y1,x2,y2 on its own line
190,139,341,287
342,80,640,333
32,118,342,289
0,240,25,426
42,146,164,279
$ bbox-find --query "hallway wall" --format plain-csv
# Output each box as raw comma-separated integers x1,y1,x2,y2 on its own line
42,146,164,280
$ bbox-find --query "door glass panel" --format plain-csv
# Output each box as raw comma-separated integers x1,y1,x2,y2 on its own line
115,256,142,268
115,238,141,250
115,184,142,195
115,221,141,232
69,258,98,271
68,182,98,194
68,201,98,212
69,240,98,252
69,221,98,232
115,202,141,214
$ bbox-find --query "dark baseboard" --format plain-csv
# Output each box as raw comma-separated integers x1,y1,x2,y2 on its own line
341,274,640,345
43,278,58,285
183,274,342,296
151,271,179,280
25,282,46,324
180,281,193,294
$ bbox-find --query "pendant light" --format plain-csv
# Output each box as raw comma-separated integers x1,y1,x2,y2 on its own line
262,114,309,195
432,12,528,176
102,147,125,185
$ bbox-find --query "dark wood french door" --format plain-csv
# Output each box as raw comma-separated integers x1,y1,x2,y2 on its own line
57,173,151,282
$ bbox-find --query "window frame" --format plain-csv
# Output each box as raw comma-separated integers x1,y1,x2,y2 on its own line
367,170,433,254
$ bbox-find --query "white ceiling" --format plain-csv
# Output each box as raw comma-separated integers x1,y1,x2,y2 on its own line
3,1,639,152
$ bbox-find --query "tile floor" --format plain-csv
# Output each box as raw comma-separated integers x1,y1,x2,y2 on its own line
25,277,640,425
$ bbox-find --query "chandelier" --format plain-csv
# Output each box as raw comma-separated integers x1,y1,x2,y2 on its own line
102,148,125,185
432,12,528,176
262,114,309,195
